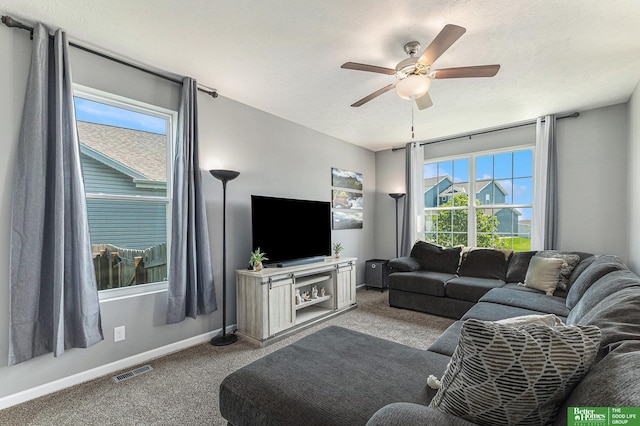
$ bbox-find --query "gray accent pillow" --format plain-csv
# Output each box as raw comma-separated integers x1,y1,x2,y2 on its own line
429,319,601,426
536,251,581,291
521,256,565,295
410,241,462,274
388,256,421,272
505,250,537,283
458,248,512,280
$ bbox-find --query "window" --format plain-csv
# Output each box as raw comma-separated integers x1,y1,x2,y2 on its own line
423,147,533,251
74,86,175,291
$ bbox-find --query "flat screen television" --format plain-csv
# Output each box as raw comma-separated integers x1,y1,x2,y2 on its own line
251,195,331,267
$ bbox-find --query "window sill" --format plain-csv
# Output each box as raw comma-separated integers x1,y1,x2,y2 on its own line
98,281,168,303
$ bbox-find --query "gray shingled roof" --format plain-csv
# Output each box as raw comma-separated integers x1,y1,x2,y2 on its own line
76,121,167,182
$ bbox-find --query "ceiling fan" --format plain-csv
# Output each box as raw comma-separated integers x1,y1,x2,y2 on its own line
341,24,500,110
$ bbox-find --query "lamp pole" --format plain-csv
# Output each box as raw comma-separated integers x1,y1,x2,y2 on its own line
388,193,405,258
209,169,240,346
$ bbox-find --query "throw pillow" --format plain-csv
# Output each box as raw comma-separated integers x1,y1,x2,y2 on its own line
520,256,565,295
429,319,601,426
458,248,513,280
409,241,461,274
536,251,581,291
496,313,564,327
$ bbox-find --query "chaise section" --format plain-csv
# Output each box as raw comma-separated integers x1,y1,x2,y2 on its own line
219,326,452,426
388,271,454,296
478,286,570,317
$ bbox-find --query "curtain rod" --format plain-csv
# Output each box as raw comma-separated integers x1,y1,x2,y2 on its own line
1,15,218,99
391,111,580,151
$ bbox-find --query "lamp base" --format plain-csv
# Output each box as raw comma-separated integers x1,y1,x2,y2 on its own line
211,333,238,346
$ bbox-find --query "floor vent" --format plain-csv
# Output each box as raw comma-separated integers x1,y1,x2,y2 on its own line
113,365,153,383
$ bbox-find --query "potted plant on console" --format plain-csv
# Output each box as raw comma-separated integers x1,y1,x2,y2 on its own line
332,242,344,259
249,248,268,272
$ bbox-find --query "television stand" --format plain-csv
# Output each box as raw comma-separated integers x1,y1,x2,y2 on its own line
235,257,357,346
268,256,325,268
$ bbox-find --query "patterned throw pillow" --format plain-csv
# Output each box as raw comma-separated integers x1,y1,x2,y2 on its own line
429,319,601,426
536,251,581,291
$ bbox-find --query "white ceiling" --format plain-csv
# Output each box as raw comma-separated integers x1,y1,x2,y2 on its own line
2,1,640,152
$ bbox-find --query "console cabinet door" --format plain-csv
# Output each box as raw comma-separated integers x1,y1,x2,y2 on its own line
335,262,356,309
268,278,295,335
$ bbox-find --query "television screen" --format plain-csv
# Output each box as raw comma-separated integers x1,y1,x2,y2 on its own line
251,195,331,266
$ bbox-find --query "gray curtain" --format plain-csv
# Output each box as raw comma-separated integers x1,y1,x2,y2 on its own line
9,23,103,366
532,114,558,250
166,78,217,323
400,142,425,256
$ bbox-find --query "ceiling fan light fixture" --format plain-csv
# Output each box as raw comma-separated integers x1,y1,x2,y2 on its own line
395,74,431,100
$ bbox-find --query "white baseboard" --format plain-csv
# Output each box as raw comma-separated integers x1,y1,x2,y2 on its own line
0,324,235,410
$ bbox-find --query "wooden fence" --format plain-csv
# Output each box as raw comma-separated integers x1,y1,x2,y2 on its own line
92,243,167,290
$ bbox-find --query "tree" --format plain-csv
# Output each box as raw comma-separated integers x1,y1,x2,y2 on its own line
427,193,508,248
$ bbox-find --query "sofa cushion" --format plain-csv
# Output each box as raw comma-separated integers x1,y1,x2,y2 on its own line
367,402,478,426
536,250,581,291
429,319,601,426
479,287,570,317
565,255,628,309
410,241,462,274
505,250,537,283
575,287,640,361
388,271,454,296
521,256,565,295
457,248,512,280
567,254,596,288
553,340,640,426
428,321,464,357
567,269,640,325
388,256,421,272
219,326,453,426
444,277,505,303
461,301,554,322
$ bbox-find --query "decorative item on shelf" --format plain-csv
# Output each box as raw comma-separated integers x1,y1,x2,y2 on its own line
388,193,406,258
320,287,325,297
302,291,311,302
209,169,240,347
249,248,268,272
333,242,344,258
311,285,318,299
295,289,302,305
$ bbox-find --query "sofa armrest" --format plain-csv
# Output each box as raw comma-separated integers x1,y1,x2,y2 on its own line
366,402,479,426
388,257,421,272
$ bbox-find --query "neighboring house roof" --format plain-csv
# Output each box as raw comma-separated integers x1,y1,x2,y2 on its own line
76,121,166,182
426,176,508,198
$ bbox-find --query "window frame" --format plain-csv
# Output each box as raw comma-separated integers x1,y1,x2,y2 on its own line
423,144,535,250
73,84,177,301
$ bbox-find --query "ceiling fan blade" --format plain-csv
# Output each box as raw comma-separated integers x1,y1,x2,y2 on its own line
434,65,501,79
341,62,396,75
415,92,433,110
351,83,396,107
418,24,466,66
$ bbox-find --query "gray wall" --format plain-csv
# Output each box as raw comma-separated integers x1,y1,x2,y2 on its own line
0,24,375,402
375,104,631,264
629,82,640,272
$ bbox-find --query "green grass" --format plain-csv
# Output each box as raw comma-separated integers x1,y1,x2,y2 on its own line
500,237,531,252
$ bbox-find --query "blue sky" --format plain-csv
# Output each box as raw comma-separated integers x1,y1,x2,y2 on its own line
74,97,166,135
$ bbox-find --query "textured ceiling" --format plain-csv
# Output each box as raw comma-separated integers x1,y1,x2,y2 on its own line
2,0,640,151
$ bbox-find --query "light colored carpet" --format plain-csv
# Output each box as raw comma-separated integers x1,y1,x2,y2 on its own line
0,289,454,425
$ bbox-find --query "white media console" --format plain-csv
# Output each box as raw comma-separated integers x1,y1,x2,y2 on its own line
235,257,357,345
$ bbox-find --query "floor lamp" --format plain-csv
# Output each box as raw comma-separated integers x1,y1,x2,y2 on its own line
210,169,240,346
388,193,405,258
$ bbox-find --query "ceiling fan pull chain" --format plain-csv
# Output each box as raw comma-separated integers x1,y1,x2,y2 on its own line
411,102,415,139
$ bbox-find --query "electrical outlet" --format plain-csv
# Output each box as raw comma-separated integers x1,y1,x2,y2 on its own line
114,326,126,342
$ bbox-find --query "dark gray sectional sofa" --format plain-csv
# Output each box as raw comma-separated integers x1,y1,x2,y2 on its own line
219,248,640,425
